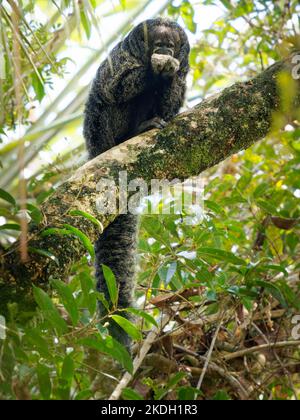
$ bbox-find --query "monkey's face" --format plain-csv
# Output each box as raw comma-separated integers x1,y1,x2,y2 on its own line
149,26,181,78
150,26,180,58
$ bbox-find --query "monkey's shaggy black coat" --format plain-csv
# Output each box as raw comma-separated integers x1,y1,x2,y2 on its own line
84,18,190,347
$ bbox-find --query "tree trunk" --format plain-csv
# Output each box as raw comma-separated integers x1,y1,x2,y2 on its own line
0,54,299,314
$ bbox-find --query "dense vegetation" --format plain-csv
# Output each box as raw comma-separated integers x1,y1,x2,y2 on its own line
0,0,299,400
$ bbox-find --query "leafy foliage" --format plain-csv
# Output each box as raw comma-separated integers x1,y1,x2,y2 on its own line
0,0,300,400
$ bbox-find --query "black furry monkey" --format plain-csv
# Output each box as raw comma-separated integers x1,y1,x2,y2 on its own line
84,18,190,348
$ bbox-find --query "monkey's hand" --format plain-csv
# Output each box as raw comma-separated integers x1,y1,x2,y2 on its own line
136,117,167,135
151,54,180,78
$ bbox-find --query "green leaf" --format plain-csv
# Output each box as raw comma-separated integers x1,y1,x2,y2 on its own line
69,209,103,232
102,264,118,307
32,72,45,101
122,388,144,400
41,227,72,237
27,203,43,224
254,280,287,308
167,372,186,388
220,0,233,10
213,390,231,400
142,218,172,250
75,389,94,400
256,264,288,277
28,247,59,266
178,386,202,400
51,279,79,326
0,223,20,231
0,188,16,207
80,10,91,39
125,308,158,328
156,372,186,400
63,224,95,259
36,188,55,205
205,200,226,215
79,271,98,315
24,329,52,359
42,225,95,260
61,354,74,382
198,247,247,266
33,286,68,335
0,208,13,218
37,364,52,400
111,315,143,341
158,262,177,285
256,199,278,215
106,337,133,374
79,336,133,373
253,183,270,199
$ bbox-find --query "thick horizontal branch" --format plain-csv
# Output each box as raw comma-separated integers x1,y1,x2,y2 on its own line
0,53,299,314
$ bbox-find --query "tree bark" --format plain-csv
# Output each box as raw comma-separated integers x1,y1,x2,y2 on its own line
0,54,299,314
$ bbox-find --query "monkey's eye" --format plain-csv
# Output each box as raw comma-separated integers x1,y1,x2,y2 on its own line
154,41,164,48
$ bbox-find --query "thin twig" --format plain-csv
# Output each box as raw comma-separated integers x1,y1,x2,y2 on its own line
196,313,224,393
252,322,298,400
223,340,300,362
174,344,249,400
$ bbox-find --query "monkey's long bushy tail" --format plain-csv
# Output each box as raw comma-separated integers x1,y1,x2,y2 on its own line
95,214,138,349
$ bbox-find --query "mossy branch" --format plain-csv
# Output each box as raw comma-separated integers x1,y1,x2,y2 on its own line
0,53,299,314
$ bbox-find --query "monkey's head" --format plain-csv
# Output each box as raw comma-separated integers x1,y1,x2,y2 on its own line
150,24,180,57
124,18,190,77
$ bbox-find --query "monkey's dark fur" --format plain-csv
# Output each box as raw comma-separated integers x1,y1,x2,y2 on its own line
83,18,190,348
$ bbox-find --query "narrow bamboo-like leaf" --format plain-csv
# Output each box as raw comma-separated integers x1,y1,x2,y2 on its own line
41,225,95,259
69,209,103,232
41,227,71,237
28,247,59,266
80,9,91,39
63,224,95,259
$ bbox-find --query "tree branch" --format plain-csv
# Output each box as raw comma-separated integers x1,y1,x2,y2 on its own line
0,53,299,313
